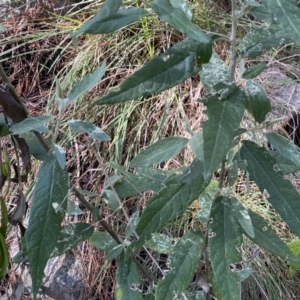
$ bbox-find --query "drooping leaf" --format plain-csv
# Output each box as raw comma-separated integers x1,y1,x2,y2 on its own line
25,155,69,297
201,86,245,179
266,132,300,173
51,223,94,257
150,0,211,46
135,160,207,249
264,0,300,46
199,51,231,92
242,210,294,260
144,233,174,254
156,230,204,300
242,63,267,79
94,38,207,105
240,141,300,237
89,231,119,252
54,144,66,170
10,116,53,135
209,196,242,300
74,4,147,36
116,252,143,300
0,88,27,123
67,119,111,141
231,197,255,238
130,137,189,167
9,192,27,224
246,80,271,123
239,27,288,58
59,61,106,112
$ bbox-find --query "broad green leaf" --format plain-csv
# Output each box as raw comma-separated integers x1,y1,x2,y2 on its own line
151,0,211,45
25,155,69,297
89,232,119,252
144,233,174,254
125,211,139,239
202,86,245,179
102,190,120,211
66,199,83,215
104,174,122,189
0,197,8,238
209,196,242,300
189,131,204,161
54,144,66,170
199,52,230,92
249,1,271,22
94,38,205,104
287,239,300,276
240,141,300,237
135,167,169,183
231,197,255,238
135,160,207,249
197,180,218,223
239,27,288,58
116,252,143,300
51,223,94,257
156,230,204,300
266,132,300,173
242,63,267,79
21,132,50,161
130,137,189,167
246,81,271,123
242,210,294,260
268,151,300,174
74,7,148,36
106,244,124,260
10,116,53,135
0,233,8,277
60,61,106,111
237,268,252,283
67,119,111,141
265,0,300,46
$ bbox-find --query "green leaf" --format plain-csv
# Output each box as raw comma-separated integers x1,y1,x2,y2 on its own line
287,239,300,276
242,63,267,79
54,144,66,170
0,233,8,278
102,190,120,211
209,196,242,300
0,197,8,238
150,0,211,45
25,155,69,297
197,180,218,223
144,233,174,254
189,131,204,161
94,38,205,105
106,244,124,260
89,231,119,252
231,197,255,238
199,52,231,92
239,27,289,58
266,132,300,173
202,86,245,179
116,252,143,300
125,211,140,239
228,160,238,186
135,160,207,249
156,230,204,300
21,132,50,161
10,116,53,135
60,61,106,112
65,199,83,215
51,223,94,257
240,141,300,237
243,210,294,260
130,137,188,167
246,81,271,123
74,7,148,36
265,0,300,46
67,119,111,141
